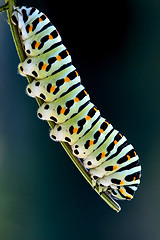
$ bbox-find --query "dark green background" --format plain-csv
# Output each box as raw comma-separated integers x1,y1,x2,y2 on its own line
0,0,160,239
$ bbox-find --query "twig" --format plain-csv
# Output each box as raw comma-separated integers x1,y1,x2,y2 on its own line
0,2,9,12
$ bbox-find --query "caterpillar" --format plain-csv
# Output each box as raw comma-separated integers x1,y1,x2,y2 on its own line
11,6,141,201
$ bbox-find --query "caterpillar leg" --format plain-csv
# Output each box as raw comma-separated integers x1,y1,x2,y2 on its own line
91,176,107,194
23,25,61,57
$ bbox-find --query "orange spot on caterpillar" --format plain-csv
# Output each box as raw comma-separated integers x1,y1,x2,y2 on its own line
134,151,137,156
113,165,118,170
74,97,79,102
73,127,78,133
75,71,78,76
101,152,106,158
29,25,33,32
66,50,69,55
94,107,97,112
119,133,123,138
50,86,55,92
42,63,48,70
56,55,62,61
114,140,118,145
85,115,91,121
127,155,131,160
119,188,124,194
49,34,53,40
60,107,66,114
133,176,136,181
89,140,94,146
35,41,40,48
64,77,70,82
84,90,88,95
120,181,124,185
39,17,43,22
99,129,104,134
126,195,132,199
105,121,109,125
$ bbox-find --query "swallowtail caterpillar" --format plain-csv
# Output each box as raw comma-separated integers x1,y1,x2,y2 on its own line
9,5,141,206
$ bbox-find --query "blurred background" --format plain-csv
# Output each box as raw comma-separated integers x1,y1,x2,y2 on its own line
0,0,160,239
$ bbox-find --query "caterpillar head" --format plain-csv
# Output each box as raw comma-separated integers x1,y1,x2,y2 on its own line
11,7,29,34
11,6,40,40
11,7,19,26
11,6,38,25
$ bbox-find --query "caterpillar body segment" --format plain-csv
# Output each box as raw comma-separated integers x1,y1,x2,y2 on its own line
11,6,49,41
83,129,124,168
11,6,141,202
84,137,133,170
50,103,101,145
71,118,113,159
37,84,90,124
90,154,139,179
23,26,61,57
26,65,80,102
18,44,71,79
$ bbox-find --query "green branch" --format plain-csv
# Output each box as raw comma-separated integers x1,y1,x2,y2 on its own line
0,2,9,12
4,0,121,212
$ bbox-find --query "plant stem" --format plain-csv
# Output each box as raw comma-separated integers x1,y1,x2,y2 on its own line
0,2,9,12
4,0,121,212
